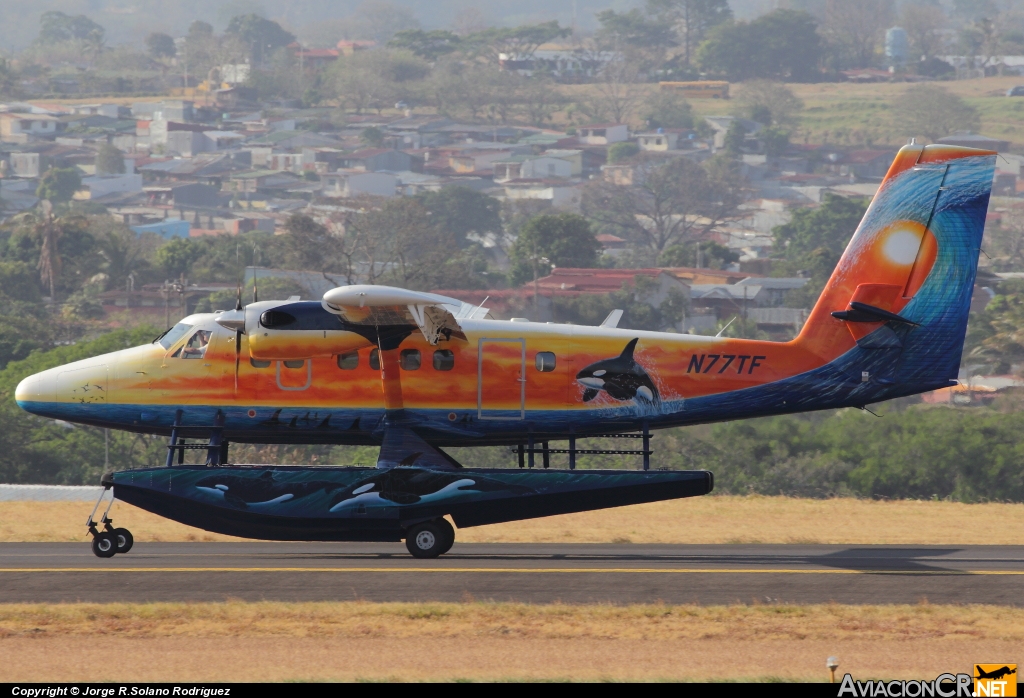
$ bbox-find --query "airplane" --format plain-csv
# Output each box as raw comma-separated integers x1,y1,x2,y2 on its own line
15,142,996,558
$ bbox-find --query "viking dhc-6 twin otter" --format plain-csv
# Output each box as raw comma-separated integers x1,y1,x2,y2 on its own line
15,144,996,557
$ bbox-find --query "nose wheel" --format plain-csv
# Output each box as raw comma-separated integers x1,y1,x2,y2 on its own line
405,518,455,558
86,486,133,558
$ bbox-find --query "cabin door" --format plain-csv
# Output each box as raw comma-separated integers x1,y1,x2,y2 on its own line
477,338,525,420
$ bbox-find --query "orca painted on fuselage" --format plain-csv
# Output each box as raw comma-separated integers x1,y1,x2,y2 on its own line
194,471,342,509
328,468,535,511
575,338,660,404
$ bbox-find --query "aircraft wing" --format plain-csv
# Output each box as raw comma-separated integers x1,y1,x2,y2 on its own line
321,285,469,345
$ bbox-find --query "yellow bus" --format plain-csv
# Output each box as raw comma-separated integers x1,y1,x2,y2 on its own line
659,81,729,99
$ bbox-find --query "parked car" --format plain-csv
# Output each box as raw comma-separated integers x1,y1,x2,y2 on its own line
1006,86,1024,96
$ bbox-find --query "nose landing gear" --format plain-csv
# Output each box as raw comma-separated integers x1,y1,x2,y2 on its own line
87,485,133,558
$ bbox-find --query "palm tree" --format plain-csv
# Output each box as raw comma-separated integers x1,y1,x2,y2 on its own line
36,201,62,300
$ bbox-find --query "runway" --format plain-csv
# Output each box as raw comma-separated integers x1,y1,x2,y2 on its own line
1,543,1021,605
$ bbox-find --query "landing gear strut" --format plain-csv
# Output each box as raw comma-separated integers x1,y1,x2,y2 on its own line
87,486,133,558
405,518,455,559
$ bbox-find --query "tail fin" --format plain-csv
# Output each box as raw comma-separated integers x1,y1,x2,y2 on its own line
796,144,996,387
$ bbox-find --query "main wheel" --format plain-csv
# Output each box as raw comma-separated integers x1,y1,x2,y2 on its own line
405,520,449,559
92,532,117,558
113,528,134,554
437,518,455,555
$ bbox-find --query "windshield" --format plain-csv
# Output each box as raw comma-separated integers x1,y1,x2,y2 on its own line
156,323,194,350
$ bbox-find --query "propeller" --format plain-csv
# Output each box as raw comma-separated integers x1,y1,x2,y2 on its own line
215,284,246,392
233,284,243,392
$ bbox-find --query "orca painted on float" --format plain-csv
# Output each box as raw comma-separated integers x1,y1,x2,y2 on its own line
194,471,343,509
327,468,535,511
576,338,660,404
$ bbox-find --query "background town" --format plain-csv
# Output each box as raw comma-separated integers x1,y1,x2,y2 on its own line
0,0,1022,503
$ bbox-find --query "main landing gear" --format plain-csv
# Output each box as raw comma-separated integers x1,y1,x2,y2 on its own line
404,518,455,559
87,486,134,558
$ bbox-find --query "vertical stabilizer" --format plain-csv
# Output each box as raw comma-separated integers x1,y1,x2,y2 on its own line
795,144,995,387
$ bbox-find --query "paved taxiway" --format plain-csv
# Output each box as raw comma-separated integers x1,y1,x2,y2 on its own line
1,543,1021,605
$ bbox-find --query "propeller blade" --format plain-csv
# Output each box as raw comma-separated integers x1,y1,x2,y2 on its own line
235,283,242,311
234,329,242,393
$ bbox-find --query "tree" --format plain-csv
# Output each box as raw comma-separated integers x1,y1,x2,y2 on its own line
360,127,384,148
0,58,19,99
723,120,747,155
416,187,502,248
341,1,421,45
509,214,601,286
388,29,461,61
467,21,569,66
577,54,646,125
94,143,125,175
224,14,296,66
734,80,803,129
964,280,1024,374
821,0,895,68
647,0,732,66
146,32,176,60
760,127,790,157
595,9,677,63
36,168,81,204
658,240,737,269
583,154,743,253
893,85,980,142
37,11,105,45
641,91,694,130
772,192,868,304
327,49,429,114
282,214,346,272
608,142,640,163
155,238,203,280
696,10,822,81
338,197,468,290
32,204,62,300
900,2,947,60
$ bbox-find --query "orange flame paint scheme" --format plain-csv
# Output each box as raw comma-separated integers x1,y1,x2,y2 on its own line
16,144,996,450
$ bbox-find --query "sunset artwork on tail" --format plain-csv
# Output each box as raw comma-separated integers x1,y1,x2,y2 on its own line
16,144,996,557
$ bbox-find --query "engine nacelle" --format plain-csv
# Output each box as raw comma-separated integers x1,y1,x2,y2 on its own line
218,301,373,360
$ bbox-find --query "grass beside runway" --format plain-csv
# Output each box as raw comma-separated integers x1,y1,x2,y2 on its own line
2,496,1022,544
0,602,1020,682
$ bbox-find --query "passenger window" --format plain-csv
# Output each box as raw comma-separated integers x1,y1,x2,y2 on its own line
180,330,212,359
338,352,359,370
369,348,380,371
535,352,556,372
433,349,455,371
250,358,271,368
400,349,421,370
283,360,305,369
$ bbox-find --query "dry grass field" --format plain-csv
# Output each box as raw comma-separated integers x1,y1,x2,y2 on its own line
2,495,1023,544
561,76,1024,147
0,602,1018,682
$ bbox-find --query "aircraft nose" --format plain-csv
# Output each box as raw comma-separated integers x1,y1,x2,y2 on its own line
15,368,57,412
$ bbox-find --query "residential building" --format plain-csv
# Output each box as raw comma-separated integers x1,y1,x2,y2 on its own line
532,267,689,307
0,112,59,142
577,124,629,145
493,155,573,182
503,180,582,209
74,174,143,200
636,131,680,151
320,171,397,198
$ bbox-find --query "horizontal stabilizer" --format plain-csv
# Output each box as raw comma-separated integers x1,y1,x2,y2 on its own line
832,302,919,326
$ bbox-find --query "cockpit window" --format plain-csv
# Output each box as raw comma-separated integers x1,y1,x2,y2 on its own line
156,323,194,350
177,330,212,359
